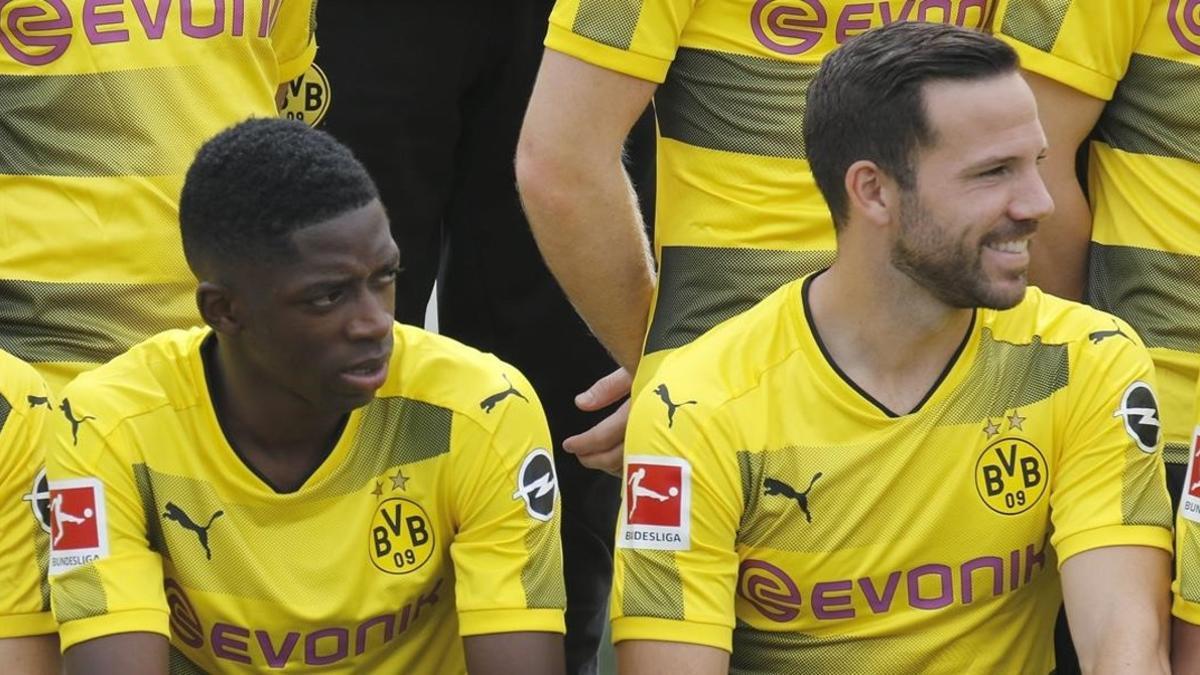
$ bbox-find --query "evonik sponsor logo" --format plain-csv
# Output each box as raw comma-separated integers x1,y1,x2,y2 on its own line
0,0,284,66
749,0,992,56
167,577,446,667
738,540,1049,623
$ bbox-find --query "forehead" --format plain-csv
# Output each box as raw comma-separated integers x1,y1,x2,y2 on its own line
264,200,396,281
918,73,1046,165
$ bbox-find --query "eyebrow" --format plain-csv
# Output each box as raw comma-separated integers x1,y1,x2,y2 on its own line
963,149,1049,171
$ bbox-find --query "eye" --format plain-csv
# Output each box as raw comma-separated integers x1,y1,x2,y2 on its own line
979,165,1010,178
309,288,344,308
377,266,400,284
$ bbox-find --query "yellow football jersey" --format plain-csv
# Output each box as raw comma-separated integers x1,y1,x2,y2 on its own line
1172,376,1200,624
0,0,317,391
545,0,997,387
47,325,565,672
613,278,1172,672
996,0,1200,467
0,349,54,638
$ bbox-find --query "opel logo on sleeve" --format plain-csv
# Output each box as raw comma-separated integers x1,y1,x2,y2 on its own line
1113,381,1161,453
513,448,557,521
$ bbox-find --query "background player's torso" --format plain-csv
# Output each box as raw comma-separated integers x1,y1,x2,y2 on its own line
0,0,315,389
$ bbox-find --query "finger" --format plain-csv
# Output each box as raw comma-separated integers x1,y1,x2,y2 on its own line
575,367,633,411
562,401,630,456
578,445,624,477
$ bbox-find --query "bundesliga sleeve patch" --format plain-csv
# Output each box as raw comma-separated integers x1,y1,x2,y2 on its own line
619,456,691,551
48,477,109,575
1182,427,1200,524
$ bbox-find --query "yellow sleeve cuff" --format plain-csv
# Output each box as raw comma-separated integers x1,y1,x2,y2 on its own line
0,611,56,638
58,608,170,652
1055,525,1173,568
611,616,731,652
457,608,565,637
545,23,671,84
277,38,318,85
999,36,1117,101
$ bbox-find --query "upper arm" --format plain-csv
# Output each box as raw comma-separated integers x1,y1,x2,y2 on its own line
462,632,564,675
611,379,741,654
63,632,168,675
449,368,565,639
0,635,59,675
519,50,658,168
0,371,56,640
1061,546,1171,671
617,639,729,675
46,392,170,655
269,0,318,84
1049,324,1173,565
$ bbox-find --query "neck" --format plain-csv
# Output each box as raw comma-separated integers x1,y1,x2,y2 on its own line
808,260,974,415
203,337,346,460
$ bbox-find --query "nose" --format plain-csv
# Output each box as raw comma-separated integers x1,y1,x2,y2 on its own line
346,286,394,342
1010,166,1055,224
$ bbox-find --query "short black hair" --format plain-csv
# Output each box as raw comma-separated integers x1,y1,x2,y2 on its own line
804,22,1019,229
179,118,379,276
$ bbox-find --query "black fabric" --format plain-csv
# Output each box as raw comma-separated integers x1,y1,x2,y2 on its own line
317,3,655,672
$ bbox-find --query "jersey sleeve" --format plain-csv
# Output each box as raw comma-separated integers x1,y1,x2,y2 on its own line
447,368,565,637
270,0,319,84
1172,377,1200,624
611,377,742,653
46,390,169,651
0,366,55,638
994,0,1151,99
1048,319,1173,565
545,0,698,83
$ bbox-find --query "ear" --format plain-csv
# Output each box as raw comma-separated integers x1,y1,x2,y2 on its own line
196,281,242,336
843,160,897,228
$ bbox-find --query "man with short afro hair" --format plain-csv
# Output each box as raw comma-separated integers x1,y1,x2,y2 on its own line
47,118,568,675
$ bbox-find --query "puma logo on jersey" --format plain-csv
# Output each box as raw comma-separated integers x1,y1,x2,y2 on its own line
1088,321,1131,345
480,374,528,413
764,474,822,524
163,503,224,560
27,395,51,410
654,384,696,428
59,399,95,445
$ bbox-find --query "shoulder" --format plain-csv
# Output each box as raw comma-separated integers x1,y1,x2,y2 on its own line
60,329,206,439
379,324,541,433
0,348,48,411
991,287,1146,350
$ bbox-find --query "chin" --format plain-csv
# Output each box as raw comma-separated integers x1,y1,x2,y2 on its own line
979,280,1028,310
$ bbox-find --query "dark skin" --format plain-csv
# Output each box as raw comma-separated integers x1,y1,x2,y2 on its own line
66,200,564,674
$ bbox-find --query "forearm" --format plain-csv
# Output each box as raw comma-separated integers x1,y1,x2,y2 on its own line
518,153,655,372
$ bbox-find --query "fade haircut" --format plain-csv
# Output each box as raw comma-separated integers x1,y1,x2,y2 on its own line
804,22,1019,229
179,118,379,277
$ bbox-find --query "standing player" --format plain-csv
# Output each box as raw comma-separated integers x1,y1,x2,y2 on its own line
613,24,1173,673
46,120,566,674
1174,375,1200,670
0,0,317,391
993,0,1200,495
0,351,57,673
516,0,999,474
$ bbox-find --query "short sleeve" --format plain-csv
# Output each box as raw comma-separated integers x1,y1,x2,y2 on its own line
994,0,1152,99
0,368,55,638
611,377,742,653
271,0,319,84
1172,377,1200,624
545,0,698,83
448,368,565,637
1049,320,1173,565
47,390,169,651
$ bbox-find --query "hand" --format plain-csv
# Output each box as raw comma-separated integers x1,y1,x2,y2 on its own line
562,368,632,476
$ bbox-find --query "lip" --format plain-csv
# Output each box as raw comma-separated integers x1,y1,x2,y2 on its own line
338,353,391,392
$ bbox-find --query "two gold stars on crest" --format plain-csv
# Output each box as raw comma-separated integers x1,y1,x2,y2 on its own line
371,469,410,497
982,410,1026,438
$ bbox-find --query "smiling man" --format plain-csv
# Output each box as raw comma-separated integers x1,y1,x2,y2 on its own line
44,119,566,674
613,23,1173,674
